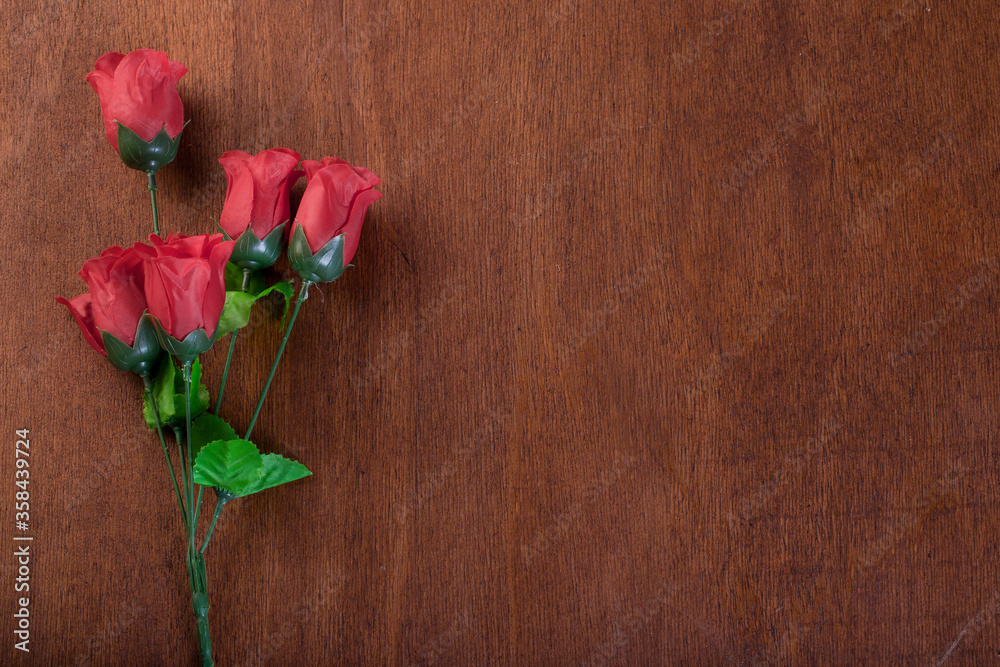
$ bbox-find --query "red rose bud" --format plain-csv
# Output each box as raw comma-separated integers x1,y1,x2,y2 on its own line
56,243,161,374
219,148,303,270
86,49,188,173
143,234,235,361
288,157,382,283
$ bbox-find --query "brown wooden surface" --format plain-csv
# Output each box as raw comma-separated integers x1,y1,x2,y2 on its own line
2,0,1000,664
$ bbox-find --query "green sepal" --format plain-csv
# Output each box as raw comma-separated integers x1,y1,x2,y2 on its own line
154,322,216,362
287,225,346,284
101,313,161,375
116,121,187,174
189,413,238,463
142,356,211,429
229,223,287,271
217,281,295,337
194,438,312,497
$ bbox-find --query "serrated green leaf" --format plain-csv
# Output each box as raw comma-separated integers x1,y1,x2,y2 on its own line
190,413,238,462
236,454,312,496
193,439,263,492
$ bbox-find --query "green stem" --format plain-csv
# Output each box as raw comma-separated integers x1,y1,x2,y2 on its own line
245,280,312,440
215,269,252,415
183,361,198,549
199,496,229,555
173,426,193,531
143,375,187,528
147,171,160,235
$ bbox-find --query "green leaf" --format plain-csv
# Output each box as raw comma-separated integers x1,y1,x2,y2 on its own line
192,437,313,497
217,291,257,337
193,439,263,491
189,413,238,462
216,281,295,337
237,454,312,496
143,356,211,429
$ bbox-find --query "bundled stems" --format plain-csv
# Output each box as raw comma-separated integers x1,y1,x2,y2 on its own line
143,374,187,528
147,171,160,235
183,360,214,666
245,280,312,440
215,268,252,415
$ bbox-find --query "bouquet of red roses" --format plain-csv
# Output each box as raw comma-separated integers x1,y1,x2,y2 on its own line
57,49,381,665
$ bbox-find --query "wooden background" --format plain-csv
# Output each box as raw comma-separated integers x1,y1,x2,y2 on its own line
2,0,999,664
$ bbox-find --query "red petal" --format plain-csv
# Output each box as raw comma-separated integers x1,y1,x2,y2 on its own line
56,294,106,354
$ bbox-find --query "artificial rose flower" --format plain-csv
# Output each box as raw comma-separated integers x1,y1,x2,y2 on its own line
86,49,187,152
218,148,304,239
292,156,382,262
143,234,234,341
56,243,155,354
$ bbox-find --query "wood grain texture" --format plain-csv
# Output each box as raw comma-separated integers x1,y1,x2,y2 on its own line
2,0,1000,664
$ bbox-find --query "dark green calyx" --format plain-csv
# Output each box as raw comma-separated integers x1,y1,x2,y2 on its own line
116,121,187,174
229,223,286,271
287,225,346,284
154,322,216,363
100,313,161,375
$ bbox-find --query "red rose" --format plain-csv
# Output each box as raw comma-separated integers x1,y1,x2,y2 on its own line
143,234,234,341
86,49,187,152
219,148,304,239
56,243,155,354
293,157,382,262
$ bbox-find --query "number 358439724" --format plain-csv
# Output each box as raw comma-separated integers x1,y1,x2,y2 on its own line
15,429,29,527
